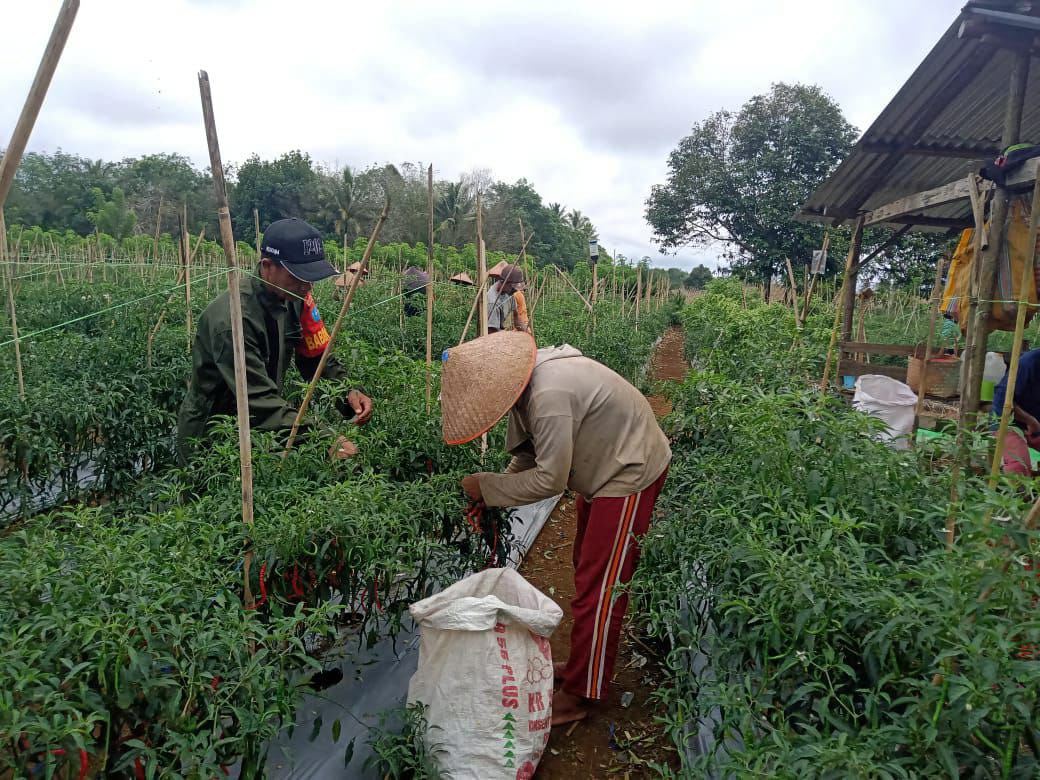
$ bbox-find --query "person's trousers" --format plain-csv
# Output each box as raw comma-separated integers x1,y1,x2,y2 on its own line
1001,427,1032,476
561,466,669,701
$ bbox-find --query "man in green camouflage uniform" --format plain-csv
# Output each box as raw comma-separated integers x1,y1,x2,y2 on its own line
177,218,372,463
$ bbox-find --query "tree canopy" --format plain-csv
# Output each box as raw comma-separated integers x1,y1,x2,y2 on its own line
646,82,857,294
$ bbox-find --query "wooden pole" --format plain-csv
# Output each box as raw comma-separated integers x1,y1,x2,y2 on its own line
426,163,435,414
989,172,1040,485
151,196,164,268
283,198,390,454
254,208,261,260
477,195,487,333
0,0,80,211
459,277,491,345
0,212,25,400
554,264,593,312
785,257,802,327
821,216,864,394
840,221,865,343
198,70,256,610
182,204,192,350
632,263,640,324
962,49,1031,424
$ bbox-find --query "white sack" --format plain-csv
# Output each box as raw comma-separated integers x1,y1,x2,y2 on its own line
984,351,1007,384
407,568,563,780
853,374,918,450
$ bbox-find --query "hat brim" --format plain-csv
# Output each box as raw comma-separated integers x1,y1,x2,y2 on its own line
441,331,537,445
282,258,340,283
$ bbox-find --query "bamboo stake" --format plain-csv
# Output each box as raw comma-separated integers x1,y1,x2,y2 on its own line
254,208,261,260
989,174,1040,486
182,204,192,350
785,257,802,327
477,195,487,332
635,265,642,327
821,216,865,394
913,254,948,434
0,212,25,400
803,230,829,314
283,198,390,454
153,194,164,264
425,163,435,414
198,70,256,611
554,264,593,312
0,0,79,209
458,277,491,345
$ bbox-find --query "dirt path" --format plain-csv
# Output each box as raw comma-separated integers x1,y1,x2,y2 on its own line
521,327,687,778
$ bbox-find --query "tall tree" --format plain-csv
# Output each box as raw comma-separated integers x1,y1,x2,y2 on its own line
87,186,136,239
230,150,320,240
646,82,857,298
435,179,475,247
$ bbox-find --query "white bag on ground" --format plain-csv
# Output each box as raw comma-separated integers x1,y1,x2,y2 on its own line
853,374,918,450
408,568,564,780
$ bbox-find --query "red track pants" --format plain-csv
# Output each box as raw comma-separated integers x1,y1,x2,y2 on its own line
561,466,668,701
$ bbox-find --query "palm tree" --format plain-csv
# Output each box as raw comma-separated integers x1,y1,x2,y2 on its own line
567,209,596,241
547,202,566,221
435,180,475,246
317,165,372,243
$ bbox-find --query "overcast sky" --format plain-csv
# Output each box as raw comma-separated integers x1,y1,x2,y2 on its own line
1,0,959,270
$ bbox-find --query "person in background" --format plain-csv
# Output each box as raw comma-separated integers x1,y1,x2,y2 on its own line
992,347,1040,476
177,218,373,463
439,332,671,725
487,264,529,333
940,312,961,355
402,266,430,318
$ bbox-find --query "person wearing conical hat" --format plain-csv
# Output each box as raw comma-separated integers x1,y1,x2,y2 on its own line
486,264,529,333
440,332,671,725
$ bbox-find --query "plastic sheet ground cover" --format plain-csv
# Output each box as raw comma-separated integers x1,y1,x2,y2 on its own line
262,495,559,778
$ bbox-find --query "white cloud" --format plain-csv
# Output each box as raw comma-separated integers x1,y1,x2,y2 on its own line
1,0,960,270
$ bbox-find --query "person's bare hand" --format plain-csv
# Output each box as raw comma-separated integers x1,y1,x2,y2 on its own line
347,390,374,425
329,435,358,460
461,473,483,502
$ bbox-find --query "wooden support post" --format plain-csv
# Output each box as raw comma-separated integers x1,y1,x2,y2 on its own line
913,254,948,431
962,48,1031,424
0,211,25,400
635,265,642,327
283,197,390,454
153,194,164,264
822,216,864,393
591,262,598,306
989,171,1040,485
425,163,435,415
198,70,256,610
0,0,80,210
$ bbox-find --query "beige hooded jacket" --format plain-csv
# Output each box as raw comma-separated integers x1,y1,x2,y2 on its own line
479,346,671,508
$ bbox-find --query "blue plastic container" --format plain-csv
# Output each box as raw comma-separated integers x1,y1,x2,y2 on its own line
842,375,856,390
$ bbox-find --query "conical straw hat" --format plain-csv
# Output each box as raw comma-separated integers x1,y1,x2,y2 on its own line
441,331,537,445
450,271,475,286
487,260,510,279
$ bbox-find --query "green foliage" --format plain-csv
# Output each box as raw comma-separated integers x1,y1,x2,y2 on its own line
635,290,1040,777
683,264,713,290
365,704,444,779
87,186,137,239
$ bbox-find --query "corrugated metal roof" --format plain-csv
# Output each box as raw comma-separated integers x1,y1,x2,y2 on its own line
801,0,1040,230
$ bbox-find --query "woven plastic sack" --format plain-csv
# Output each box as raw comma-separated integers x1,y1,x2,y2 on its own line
853,375,918,450
941,196,1040,332
408,568,563,779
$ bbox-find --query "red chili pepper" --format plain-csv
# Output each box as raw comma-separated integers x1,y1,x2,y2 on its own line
291,565,305,599
134,756,145,780
211,675,221,691
246,564,267,610
79,748,89,780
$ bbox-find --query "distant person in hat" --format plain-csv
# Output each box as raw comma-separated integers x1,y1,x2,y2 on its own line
177,218,373,463
402,266,430,318
440,332,671,725
487,264,529,333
